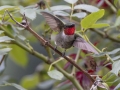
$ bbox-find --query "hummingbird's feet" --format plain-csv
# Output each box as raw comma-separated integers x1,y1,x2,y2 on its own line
53,46,57,55
62,49,66,57
62,52,65,57
44,41,49,46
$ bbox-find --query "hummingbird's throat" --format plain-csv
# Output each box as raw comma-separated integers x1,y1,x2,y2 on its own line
64,27,75,35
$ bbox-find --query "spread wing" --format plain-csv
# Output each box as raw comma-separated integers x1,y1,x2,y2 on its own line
73,34,98,54
41,11,65,32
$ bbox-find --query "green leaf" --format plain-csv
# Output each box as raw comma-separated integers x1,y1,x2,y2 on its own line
74,4,99,12
72,12,87,18
8,17,22,24
20,74,39,89
2,82,26,90
49,5,71,11
0,31,4,34
106,82,115,86
0,48,12,55
0,5,19,13
90,23,110,28
93,48,120,57
38,80,55,89
48,70,64,80
102,72,117,82
53,11,69,16
64,0,78,4
111,60,120,76
0,36,14,42
20,6,37,20
103,73,117,82
112,56,120,61
17,35,26,41
114,16,120,27
114,0,119,7
81,9,104,30
117,9,120,16
107,48,120,55
0,76,9,84
110,78,120,87
92,52,106,57
10,45,28,67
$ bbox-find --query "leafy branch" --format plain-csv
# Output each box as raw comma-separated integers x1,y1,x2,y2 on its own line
1,10,106,89
1,22,84,90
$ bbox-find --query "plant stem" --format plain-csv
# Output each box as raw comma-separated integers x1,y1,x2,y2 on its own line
44,0,51,10
71,49,81,75
70,4,74,21
48,58,63,71
104,0,117,13
45,47,54,59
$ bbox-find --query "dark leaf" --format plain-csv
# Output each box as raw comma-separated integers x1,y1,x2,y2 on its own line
76,71,92,89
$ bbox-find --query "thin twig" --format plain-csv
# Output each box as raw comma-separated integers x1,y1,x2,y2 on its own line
90,28,120,43
104,0,117,13
0,55,6,65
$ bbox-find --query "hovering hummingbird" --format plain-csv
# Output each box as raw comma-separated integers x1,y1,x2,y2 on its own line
41,11,98,55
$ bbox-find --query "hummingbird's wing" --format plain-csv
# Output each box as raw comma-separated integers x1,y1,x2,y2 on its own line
73,34,98,54
41,11,65,32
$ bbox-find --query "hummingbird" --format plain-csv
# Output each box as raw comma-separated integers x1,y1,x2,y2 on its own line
41,11,98,55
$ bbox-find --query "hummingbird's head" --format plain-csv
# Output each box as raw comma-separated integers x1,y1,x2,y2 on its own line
64,23,75,35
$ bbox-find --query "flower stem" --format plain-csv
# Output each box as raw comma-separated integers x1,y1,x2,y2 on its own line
104,0,117,13
71,49,81,75
70,4,74,21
